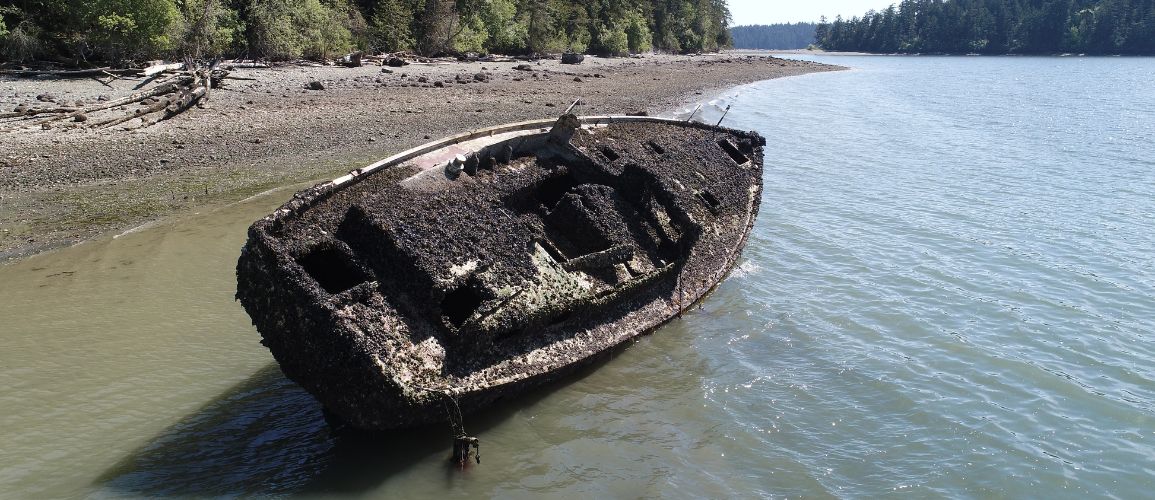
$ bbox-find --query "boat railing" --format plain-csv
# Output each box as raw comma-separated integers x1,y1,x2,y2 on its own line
329,115,721,188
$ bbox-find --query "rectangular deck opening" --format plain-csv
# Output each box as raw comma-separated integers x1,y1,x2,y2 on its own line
442,285,483,327
598,146,621,162
697,190,721,214
297,246,368,295
717,139,748,165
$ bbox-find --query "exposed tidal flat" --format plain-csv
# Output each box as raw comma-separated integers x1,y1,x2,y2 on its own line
1,54,1154,497
0,53,833,262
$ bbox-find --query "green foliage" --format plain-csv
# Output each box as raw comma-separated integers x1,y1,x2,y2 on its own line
247,0,353,60
414,0,453,55
624,9,652,53
651,0,730,53
82,0,181,61
816,0,1155,55
593,22,628,55
551,1,590,52
1,7,47,62
0,0,736,62
452,15,488,54
729,23,818,50
523,0,555,54
335,0,369,50
479,0,526,54
174,0,245,58
368,0,414,52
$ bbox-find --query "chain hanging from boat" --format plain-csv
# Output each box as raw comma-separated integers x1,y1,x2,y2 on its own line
423,386,480,468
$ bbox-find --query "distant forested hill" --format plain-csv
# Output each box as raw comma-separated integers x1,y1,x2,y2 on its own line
0,0,734,64
816,0,1155,54
730,23,817,49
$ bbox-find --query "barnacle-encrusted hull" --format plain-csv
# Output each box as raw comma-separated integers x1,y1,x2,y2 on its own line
236,116,765,430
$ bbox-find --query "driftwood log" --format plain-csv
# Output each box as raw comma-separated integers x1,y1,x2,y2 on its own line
0,62,231,132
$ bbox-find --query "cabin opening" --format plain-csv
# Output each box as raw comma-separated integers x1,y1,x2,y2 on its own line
442,285,483,327
697,190,721,213
548,311,572,326
298,246,366,295
717,139,748,164
535,173,580,210
545,188,616,258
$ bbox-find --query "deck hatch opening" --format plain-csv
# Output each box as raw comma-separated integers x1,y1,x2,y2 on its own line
548,311,572,327
697,190,721,213
598,146,621,162
717,139,748,164
646,141,666,154
442,285,483,327
297,246,367,295
536,173,580,210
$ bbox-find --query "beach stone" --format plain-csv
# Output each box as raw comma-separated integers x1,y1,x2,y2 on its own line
474,73,488,82
561,53,585,65
417,76,428,83
73,113,87,122
306,80,325,90
36,93,56,103
386,57,407,67
514,64,533,71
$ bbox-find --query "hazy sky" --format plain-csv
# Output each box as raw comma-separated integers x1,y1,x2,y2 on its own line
728,0,897,25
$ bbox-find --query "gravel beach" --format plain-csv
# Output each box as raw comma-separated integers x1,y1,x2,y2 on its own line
0,53,839,261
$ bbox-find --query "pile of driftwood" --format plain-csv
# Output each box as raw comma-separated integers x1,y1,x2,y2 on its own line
0,60,239,132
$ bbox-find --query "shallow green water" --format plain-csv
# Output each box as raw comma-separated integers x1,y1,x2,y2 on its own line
2,56,1154,497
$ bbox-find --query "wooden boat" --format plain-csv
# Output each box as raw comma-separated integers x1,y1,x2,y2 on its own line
236,114,765,431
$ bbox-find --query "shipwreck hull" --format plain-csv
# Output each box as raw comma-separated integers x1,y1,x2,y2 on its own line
237,116,765,430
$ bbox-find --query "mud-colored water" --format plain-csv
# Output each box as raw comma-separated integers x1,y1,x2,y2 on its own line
3,55,1154,497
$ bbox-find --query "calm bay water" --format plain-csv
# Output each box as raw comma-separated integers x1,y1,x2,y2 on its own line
1,56,1153,497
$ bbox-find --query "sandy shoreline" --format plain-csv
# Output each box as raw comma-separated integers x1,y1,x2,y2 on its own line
0,53,842,262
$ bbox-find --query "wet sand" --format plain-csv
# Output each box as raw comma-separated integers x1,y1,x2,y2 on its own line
0,53,841,262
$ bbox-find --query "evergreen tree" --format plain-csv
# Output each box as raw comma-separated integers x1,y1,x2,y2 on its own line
368,0,414,52
0,0,741,63
816,0,1155,55
730,23,819,50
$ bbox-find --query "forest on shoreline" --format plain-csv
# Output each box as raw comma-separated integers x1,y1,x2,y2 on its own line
0,0,732,65
816,0,1155,55
730,23,817,50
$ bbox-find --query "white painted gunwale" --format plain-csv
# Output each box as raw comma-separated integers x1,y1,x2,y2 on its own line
329,115,706,188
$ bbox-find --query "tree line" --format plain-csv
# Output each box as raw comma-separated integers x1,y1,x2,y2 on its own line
815,0,1155,54
730,23,817,50
0,0,733,64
